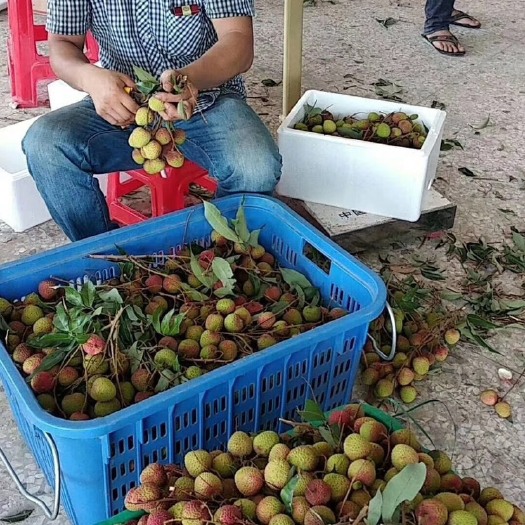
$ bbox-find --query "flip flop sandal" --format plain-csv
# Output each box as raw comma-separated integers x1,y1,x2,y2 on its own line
421,33,466,56
449,10,481,29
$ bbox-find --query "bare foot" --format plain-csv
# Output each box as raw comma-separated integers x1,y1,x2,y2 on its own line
425,30,465,54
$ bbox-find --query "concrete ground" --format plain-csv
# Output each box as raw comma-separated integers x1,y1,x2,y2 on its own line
0,0,524,522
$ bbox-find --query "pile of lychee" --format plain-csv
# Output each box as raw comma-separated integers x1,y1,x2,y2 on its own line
122,404,524,525
0,234,348,421
360,307,460,405
127,74,191,175
293,107,427,150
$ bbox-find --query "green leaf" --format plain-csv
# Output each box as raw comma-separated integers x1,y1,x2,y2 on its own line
318,425,337,449
0,509,34,523
212,258,236,294
280,268,313,289
248,229,262,247
203,201,241,243
180,283,210,301
99,288,124,304
0,313,10,333
159,309,185,336
80,281,96,308
190,251,217,289
466,314,500,331
280,473,299,514
133,66,158,84
155,369,179,392
512,231,525,253
297,399,326,423
441,291,464,301
366,488,383,525
381,463,427,522
232,204,251,243
151,307,163,334
27,332,74,348
338,126,363,139
65,287,84,307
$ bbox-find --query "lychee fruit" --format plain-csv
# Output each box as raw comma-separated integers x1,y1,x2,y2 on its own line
37,393,56,413
234,466,264,496
30,371,55,394
441,472,463,493
140,463,168,487
421,468,442,495
181,500,211,525
444,329,460,345
124,483,163,512
391,444,419,471
171,476,194,501
359,420,387,443
165,150,184,169
155,127,172,146
61,392,86,417
57,366,80,387
257,496,285,524
429,450,452,475
148,97,166,113
185,366,203,380
270,515,295,525
227,431,253,457
400,385,418,404
12,343,32,364
479,488,503,506
343,433,372,461
268,443,291,462
184,450,213,477
374,378,395,398
194,471,223,499
90,377,117,402
368,442,386,465
347,459,376,487
128,127,152,149
287,445,318,471
147,510,173,525
154,348,179,370
434,493,466,512
323,473,350,502
234,499,257,520
304,506,336,525
312,441,333,458
291,496,310,524
303,306,322,323
21,305,44,326
494,401,512,419
33,316,53,335
397,367,415,386
205,313,224,332
257,334,277,350
82,334,106,356
415,499,449,525
253,430,280,457
264,459,291,490
234,307,252,326
327,410,353,428
305,479,332,506
336,501,361,520
212,452,237,478
465,502,488,525
448,510,477,525
135,107,155,126
94,398,121,417
131,368,154,392
293,472,315,497
390,428,422,451
486,500,514,522
213,505,242,525
325,454,350,475
218,340,238,361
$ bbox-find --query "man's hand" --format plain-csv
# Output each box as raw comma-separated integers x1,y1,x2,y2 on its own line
83,68,140,126
154,70,199,122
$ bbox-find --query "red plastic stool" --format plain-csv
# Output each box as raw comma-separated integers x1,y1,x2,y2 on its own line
7,0,100,108
107,162,217,226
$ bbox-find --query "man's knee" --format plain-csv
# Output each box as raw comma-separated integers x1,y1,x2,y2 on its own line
220,141,283,193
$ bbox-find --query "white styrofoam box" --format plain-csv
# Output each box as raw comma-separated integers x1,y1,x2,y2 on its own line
0,117,108,233
276,90,447,222
48,79,87,111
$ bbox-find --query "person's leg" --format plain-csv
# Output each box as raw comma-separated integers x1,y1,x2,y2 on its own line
423,0,465,55
175,94,282,197
22,98,140,241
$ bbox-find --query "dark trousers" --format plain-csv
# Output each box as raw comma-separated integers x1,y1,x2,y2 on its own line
424,0,455,34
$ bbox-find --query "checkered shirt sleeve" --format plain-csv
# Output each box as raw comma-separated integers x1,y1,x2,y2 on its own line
46,0,91,35
204,0,255,19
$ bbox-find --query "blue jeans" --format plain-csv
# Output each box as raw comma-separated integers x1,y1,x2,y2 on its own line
424,0,455,34
22,94,282,241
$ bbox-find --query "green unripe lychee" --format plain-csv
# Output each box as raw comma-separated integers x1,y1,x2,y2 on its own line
135,107,154,126
253,430,280,457
400,385,418,404
128,127,151,149
376,123,391,139
323,473,351,502
448,510,477,525
227,431,253,457
391,444,419,471
21,305,44,326
326,454,350,474
148,97,166,112
90,377,117,402
264,459,292,490
343,433,372,461
184,450,212,477
141,140,162,160
143,158,166,175
485,500,514,522
323,120,337,134
94,398,121,417
287,445,318,471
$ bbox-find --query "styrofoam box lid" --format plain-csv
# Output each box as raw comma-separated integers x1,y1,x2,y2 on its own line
278,90,446,157
0,117,42,179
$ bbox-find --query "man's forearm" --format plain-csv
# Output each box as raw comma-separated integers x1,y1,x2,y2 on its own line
179,32,253,91
49,38,99,93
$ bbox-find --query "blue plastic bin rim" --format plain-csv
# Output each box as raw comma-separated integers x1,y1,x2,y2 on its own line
0,194,387,437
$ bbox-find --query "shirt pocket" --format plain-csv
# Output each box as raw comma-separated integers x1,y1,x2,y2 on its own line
162,1,206,58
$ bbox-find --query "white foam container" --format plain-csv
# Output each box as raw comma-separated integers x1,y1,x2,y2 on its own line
276,90,447,222
0,117,108,233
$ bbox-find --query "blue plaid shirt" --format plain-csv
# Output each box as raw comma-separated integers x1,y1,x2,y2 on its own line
46,0,255,112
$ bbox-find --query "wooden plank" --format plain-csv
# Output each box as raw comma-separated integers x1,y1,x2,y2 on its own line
282,0,304,117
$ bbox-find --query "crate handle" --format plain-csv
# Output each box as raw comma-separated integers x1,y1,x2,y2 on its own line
366,302,397,361
0,432,60,520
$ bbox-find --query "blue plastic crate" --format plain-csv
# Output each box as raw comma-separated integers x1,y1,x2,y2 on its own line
0,195,386,525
